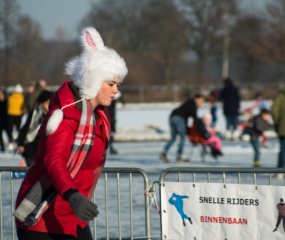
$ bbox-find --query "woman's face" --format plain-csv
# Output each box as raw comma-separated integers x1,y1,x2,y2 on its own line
0,91,4,101
41,100,50,114
90,77,121,108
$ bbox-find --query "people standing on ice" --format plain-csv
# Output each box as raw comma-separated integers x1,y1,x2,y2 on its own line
219,77,240,140
14,26,128,240
17,90,53,166
6,84,25,152
107,91,125,154
169,193,192,226
159,94,205,163
0,88,13,152
273,198,285,232
271,87,285,179
247,109,273,168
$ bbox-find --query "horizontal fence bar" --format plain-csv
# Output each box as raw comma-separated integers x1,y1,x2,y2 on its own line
159,167,285,182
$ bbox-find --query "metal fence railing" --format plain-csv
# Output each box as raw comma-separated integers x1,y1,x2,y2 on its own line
0,167,151,240
2,166,285,240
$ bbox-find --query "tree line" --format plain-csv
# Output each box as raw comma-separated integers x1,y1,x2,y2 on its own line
0,0,285,94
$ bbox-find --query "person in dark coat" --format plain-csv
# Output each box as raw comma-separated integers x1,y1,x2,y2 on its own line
0,89,13,152
159,94,205,163
107,91,125,154
273,198,285,232
17,90,53,166
271,87,285,179
219,77,241,140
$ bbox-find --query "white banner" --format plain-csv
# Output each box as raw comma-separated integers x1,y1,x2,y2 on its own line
161,182,285,240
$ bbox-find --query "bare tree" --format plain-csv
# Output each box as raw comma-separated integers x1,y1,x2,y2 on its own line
230,15,265,83
0,0,19,86
141,0,187,85
249,0,285,64
179,0,237,81
11,15,44,85
80,0,146,51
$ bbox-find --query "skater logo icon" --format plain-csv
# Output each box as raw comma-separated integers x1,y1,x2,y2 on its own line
12,172,26,179
169,193,193,226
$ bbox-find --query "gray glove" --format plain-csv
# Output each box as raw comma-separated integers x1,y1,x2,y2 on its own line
68,192,99,222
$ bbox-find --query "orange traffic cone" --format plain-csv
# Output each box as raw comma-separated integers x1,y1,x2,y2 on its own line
20,160,26,167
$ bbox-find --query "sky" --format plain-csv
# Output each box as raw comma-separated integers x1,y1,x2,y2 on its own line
17,0,273,40
18,0,94,39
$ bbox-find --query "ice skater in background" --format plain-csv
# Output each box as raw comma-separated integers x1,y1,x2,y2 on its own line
169,193,192,226
273,198,285,232
240,92,271,147
159,94,205,163
247,109,273,168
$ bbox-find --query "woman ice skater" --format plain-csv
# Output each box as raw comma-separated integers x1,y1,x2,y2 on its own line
14,26,128,240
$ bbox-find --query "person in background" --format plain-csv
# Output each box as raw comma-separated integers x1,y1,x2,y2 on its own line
219,77,240,140
159,94,205,163
273,198,285,232
7,84,25,152
271,87,285,179
188,111,223,161
27,79,49,111
247,109,273,168
208,89,220,128
24,81,36,112
17,90,53,166
107,91,125,154
14,26,128,240
0,89,13,152
241,92,271,147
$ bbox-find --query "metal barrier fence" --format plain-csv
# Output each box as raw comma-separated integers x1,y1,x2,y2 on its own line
2,166,285,240
0,167,152,240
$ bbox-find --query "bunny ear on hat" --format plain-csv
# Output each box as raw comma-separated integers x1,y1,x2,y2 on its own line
81,27,105,50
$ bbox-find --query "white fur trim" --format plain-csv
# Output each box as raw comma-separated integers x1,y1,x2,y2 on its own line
64,27,128,100
46,109,64,135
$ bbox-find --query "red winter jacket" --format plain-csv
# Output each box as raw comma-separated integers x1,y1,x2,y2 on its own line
15,81,109,237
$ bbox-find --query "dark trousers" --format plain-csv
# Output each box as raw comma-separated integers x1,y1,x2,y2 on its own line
275,215,285,229
7,115,22,142
0,126,12,151
250,136,260,161
278,137,285,168
17,225,93,240
225,114,238,131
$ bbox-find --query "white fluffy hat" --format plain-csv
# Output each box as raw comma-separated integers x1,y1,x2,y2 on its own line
14,84,23,93
46,27,128,135
65,27,128,99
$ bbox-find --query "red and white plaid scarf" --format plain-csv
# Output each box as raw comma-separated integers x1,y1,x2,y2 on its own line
14,99,110,226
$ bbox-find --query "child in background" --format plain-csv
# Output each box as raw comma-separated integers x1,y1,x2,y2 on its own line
188,112,223,161
241,92,271,147
248,109,273,168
